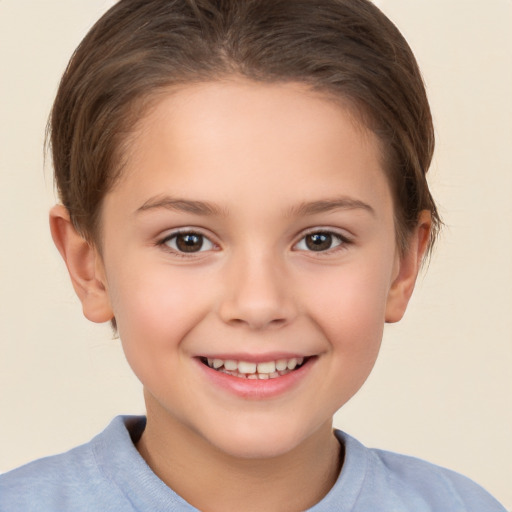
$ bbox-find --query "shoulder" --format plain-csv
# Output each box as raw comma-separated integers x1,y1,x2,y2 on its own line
369,448,504,510
0,417,141,512
321,430,507,512
1,444,101,511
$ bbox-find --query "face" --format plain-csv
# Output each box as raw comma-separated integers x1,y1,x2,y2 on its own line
94,80,412,459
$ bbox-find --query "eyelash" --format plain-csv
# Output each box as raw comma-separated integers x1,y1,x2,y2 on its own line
156,228,352,257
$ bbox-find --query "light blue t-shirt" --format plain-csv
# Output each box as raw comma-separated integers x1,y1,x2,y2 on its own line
0,416,506,511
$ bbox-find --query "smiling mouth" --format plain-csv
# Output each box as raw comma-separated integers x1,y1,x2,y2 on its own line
200,357,309,379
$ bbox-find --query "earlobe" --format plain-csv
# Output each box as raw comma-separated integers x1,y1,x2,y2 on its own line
49,205,114,323
385,210,432,323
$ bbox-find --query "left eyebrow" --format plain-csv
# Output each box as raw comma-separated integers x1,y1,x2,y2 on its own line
136,196,225,216
288,197,376,217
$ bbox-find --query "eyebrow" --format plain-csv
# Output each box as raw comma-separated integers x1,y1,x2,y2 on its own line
136,195,375,218
136,196,225,216
288,197,375,217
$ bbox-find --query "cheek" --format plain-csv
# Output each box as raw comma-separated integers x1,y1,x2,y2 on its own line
296,257,393,350
303,264,392,405
106,268,215,401
106,265,213,355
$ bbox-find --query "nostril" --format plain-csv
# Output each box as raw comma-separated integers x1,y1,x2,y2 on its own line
225,315,288,330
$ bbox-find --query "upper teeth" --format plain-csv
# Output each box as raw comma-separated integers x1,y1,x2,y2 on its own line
206,357,304,375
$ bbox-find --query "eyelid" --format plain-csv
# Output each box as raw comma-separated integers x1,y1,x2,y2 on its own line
300,226,354,240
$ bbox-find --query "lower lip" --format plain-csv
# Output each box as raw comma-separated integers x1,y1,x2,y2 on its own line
196,357,316,400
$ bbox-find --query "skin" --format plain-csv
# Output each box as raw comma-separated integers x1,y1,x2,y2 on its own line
50,79,431,511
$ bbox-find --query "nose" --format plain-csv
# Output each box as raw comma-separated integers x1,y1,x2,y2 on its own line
218,251,297,330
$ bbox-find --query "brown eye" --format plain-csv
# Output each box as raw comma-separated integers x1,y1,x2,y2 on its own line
295,231,345,252
305,233,333,251
176,233,203,252
164,232,214,253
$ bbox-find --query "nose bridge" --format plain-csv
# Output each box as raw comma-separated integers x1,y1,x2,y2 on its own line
218,244,295,330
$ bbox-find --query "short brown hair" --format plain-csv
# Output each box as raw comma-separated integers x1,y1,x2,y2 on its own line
49,0,440,253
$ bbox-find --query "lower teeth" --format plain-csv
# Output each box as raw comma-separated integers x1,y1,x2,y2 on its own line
216,368,296,379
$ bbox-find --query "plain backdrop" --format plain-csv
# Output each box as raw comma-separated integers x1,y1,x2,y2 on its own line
1,0,511,508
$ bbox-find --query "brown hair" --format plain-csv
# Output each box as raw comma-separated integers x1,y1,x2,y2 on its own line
49,0,440,254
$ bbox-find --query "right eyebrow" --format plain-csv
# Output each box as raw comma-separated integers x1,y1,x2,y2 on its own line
136,196,226,216
287,197,376,218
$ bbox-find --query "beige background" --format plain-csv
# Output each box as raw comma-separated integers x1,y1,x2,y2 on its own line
1,0,511,508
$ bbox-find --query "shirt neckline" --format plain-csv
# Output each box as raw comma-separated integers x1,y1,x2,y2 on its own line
93,415,368,512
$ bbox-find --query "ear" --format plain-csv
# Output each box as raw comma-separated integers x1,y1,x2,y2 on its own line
49,205,114,323
385,210,432,323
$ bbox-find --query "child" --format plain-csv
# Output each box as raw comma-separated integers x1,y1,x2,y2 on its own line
0,0,507,510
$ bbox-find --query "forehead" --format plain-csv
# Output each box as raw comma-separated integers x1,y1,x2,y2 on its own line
107,79,392,220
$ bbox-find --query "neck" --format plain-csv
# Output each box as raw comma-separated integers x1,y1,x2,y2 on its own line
136,399,342,512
